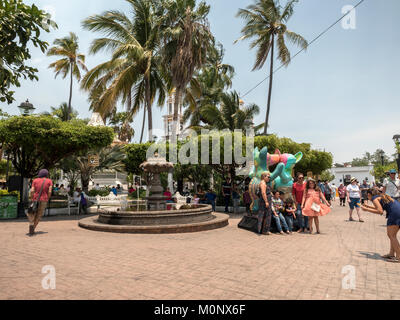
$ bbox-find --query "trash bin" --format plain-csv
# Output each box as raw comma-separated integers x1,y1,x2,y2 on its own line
0,194,18,219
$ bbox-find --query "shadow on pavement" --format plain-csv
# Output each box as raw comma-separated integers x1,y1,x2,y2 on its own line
358,251,385,261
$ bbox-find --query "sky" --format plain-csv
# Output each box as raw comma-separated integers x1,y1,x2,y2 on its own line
2,0,400,164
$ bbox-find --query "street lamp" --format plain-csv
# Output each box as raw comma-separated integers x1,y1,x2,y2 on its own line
393,135,400,172
18,99,35,116
379,150,385,166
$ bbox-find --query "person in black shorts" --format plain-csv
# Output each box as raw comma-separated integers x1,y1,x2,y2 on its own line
222,177,232,213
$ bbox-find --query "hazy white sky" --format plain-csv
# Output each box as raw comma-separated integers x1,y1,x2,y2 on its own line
3,0,400,164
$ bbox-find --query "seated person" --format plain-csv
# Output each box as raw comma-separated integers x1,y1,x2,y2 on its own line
283,198,297,234
271,191,290,235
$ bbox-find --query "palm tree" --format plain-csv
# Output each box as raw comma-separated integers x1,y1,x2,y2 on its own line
183,43,235,128
159,0,214,141
51,102,78,121
109,111,135,143
47,32,88,120
236,0,308,135
200,91,260,132
81,0,167,142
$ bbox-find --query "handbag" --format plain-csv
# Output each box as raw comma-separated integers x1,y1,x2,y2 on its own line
311,202,321,213
28,178,47,214
238,214,259,234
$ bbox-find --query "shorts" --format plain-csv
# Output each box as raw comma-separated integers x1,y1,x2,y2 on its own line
349,197,361,210
325,194,331,201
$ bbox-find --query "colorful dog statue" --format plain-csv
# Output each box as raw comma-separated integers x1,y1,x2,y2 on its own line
248,147,303,212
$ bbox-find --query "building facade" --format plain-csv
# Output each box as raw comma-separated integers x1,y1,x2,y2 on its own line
329,165,375,186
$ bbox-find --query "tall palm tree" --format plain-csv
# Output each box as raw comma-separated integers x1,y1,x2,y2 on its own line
51,102,78,121
236,0,308,135
47,32,88,120
81,0,167,142
159,0,214,141
183,43,235,128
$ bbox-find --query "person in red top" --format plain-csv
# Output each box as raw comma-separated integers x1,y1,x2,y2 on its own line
292,172,308,233
28,169,53,236
164,187,173,210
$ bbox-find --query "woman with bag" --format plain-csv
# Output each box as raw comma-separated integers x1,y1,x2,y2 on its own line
27,169,53,236
302,178,331,234
257,172,273,235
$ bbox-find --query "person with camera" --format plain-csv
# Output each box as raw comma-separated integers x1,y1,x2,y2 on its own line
383,169,400,201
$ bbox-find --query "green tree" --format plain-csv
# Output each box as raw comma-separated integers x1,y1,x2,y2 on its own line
200,91,260,132
0,0,57,103
159,0,214,140
47,32,88,120
81,0,167,142
351,157,369,167
51,102,78,121
320,170,335,182
62,145,126,192
109,112,135,143
0,115,114,201
236,0,308,135
183,43,235,128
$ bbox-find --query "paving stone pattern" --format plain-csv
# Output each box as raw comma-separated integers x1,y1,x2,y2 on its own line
0,202,399,300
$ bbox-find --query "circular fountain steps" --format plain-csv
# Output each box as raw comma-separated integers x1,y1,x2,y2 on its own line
78,205,229,234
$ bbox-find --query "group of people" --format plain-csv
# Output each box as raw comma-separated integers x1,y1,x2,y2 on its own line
257,172,331,235
25,167,400,263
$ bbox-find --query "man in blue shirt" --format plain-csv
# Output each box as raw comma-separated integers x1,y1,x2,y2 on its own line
205,189,217,211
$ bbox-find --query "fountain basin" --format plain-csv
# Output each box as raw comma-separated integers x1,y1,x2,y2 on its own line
78,204,229,234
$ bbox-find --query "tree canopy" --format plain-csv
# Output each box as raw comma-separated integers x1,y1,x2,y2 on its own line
0,115,114,178
0,0,57,103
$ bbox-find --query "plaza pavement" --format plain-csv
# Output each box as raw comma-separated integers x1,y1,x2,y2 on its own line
0,200,399,300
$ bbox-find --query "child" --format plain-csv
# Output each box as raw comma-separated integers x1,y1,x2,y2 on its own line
284,198,296,234
302,179,331,234
271,191,290,234
243,186,252,214
193,194,200,205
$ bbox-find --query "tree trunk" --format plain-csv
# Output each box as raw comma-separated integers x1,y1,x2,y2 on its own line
139,107,146,144
171,87,181,142
68,64,74,121
146,80,153,142
81,174,90,194
264,36,274,135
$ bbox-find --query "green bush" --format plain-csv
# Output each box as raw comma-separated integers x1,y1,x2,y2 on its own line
87,188,111,197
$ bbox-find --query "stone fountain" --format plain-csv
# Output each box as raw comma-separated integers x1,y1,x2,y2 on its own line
139,153,173,211
78,153,229,234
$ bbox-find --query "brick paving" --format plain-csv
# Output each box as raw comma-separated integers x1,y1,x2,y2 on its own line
0,201,399,300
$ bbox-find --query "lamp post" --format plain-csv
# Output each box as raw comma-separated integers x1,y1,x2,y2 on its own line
18,99,35,116
379,150,385,166
393,135,400,172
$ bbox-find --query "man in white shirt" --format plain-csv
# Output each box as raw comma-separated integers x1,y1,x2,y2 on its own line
330,183,337,202
383,169,400,201
346,177,364,222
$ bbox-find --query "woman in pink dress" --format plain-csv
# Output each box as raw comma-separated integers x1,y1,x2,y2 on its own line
301,179,331,234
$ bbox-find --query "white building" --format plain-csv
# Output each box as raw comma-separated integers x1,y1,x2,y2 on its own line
329,165,375,186
163,89,184,140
